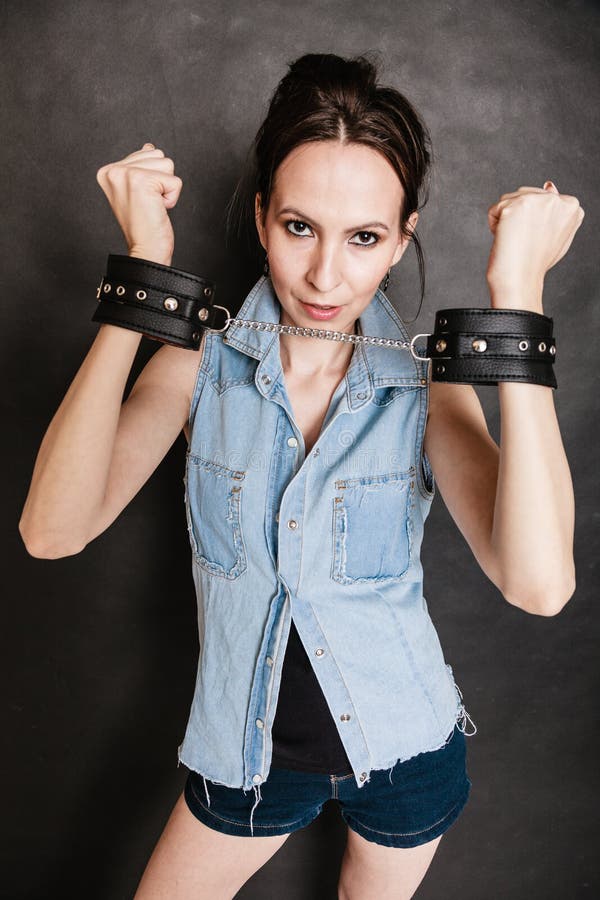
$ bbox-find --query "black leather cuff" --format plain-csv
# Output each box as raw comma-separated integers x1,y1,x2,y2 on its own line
419,307,557,388
92,254,227,349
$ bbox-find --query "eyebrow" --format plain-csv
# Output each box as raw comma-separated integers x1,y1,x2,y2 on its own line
276,206,390,233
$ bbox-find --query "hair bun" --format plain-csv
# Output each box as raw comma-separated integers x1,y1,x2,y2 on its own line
287,53,378,93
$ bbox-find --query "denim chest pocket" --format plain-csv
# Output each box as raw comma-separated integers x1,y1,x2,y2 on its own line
184,453,247,580
331,467,415,584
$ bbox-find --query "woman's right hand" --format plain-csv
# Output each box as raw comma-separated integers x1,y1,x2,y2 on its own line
96,142,182,263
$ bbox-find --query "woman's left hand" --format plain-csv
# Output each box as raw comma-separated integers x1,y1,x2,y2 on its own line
486,181,585,310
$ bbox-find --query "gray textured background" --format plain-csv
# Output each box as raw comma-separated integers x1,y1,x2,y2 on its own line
4,1,599,897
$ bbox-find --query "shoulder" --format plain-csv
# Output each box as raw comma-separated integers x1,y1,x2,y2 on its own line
424,379,499,572
425,380,495,459
427,379,483,421
133,332,208,445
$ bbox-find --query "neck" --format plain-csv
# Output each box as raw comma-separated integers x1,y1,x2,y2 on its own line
278,307,358,378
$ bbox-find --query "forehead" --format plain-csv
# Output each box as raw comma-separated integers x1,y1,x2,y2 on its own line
271,141,404,220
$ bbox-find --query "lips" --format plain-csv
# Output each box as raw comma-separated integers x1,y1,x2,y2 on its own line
301,301,335,308
299,299,343,320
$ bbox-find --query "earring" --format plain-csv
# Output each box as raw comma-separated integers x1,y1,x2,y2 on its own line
263,253,270,276
381,268,390,292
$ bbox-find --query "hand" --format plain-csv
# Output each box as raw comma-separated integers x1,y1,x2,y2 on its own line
96,142,183,263
486,181,585,310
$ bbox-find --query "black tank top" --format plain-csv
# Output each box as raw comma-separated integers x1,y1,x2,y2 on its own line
270,618,353,775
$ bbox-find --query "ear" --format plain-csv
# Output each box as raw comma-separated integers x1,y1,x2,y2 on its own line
255,192,267,251
390,211,419,266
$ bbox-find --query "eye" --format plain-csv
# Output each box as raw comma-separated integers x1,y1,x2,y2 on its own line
349,231,379,247
285,219,313,237
284,220,380,247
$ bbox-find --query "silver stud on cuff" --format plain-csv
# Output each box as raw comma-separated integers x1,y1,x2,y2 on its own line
472,338,487,352
136,290,147,301
519,340,529,351
164,297,179,311
198,308,209,321
435,339,447,352
538,341,547,352
103,283,111,293
116,285,125,296
550,345,556,355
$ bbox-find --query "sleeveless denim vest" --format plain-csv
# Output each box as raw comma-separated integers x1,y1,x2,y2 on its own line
177,274,477,834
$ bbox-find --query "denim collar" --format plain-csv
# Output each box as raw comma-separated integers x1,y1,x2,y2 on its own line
223,275,425,411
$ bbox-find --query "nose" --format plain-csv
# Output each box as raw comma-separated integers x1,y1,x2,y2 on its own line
306,242,342,294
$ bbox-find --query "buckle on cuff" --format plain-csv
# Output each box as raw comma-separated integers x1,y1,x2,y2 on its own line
203,304,232,333
409,333,432,362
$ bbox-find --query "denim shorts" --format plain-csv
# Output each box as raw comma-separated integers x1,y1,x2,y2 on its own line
183,723,472,848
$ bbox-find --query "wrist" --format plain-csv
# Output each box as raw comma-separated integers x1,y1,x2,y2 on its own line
487,279,544,313
128,246,173,266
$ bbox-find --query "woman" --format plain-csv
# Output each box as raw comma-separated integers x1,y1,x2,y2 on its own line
19,53,582,899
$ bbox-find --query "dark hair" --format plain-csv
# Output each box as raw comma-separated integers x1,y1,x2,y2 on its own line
225,52,433,323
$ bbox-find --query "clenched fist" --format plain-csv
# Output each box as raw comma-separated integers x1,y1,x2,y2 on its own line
96,142,182,264
486,181,585,311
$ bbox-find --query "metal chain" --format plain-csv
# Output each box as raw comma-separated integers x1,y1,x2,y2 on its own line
221,316,413,350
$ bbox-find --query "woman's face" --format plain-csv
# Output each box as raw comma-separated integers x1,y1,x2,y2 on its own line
255,140,418,332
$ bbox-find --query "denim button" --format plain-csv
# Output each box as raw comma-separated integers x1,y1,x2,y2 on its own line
287,436,298,448
359,772,367,782
261,374,272,384
252,774,262,784
287,519,298,529
266,656,273,666
340,713,351,721
355,391,367,400
256,718,264,729
275,512,279,522
315,648,324,657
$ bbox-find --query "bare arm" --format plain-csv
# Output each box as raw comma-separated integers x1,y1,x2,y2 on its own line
19,325,204,558
491,379,575,612
19,141,199,557
424,377,575,618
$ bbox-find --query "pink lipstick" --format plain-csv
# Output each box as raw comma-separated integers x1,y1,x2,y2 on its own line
299,300,342,320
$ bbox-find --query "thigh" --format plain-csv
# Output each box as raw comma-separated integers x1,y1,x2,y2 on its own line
336,725,472,899
133,791,290,900
338,829,443,900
